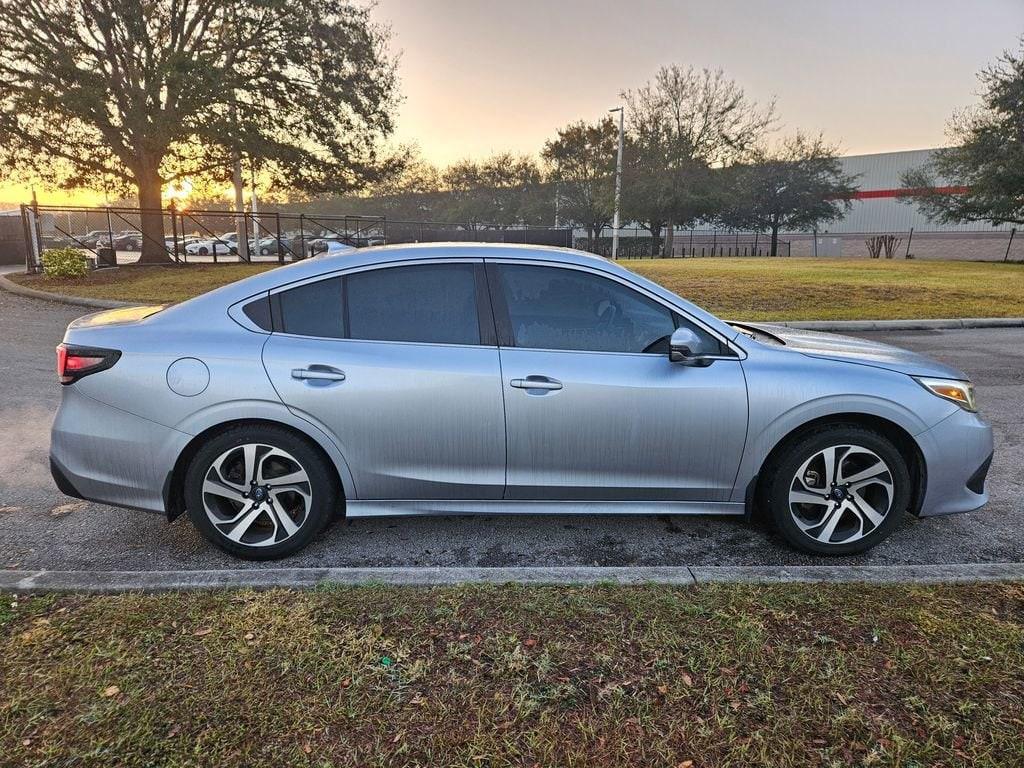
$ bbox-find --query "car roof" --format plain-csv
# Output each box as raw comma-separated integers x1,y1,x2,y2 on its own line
158,242,738,340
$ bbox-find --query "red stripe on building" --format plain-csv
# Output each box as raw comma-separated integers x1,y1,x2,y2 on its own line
852,186,969,200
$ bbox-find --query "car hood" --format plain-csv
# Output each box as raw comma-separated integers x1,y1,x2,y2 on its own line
736,323,967,379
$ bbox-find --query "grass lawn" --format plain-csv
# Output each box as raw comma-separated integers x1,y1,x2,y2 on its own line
627,258,1024,321
9,263,277,305
2,583,1023,767
8,257,1024,320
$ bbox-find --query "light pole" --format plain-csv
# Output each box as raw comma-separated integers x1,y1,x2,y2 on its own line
609,106,624,260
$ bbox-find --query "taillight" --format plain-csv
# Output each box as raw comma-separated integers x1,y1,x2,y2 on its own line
56,343,121,384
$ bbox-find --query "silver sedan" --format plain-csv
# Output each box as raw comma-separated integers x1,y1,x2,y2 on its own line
50,244,993,559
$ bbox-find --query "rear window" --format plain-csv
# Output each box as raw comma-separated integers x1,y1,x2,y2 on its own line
274,264,481,345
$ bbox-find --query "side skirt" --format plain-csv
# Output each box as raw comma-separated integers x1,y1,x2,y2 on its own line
344,500,746,518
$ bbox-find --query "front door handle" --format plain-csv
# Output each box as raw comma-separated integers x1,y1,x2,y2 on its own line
291,367,346,382
510,375,562,391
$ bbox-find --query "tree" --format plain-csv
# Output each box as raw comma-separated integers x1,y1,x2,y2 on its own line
441,154,546,225
541,117,617,241
719,133,858,256
0,0,400,263
621,65,775,254
900,41,1024,227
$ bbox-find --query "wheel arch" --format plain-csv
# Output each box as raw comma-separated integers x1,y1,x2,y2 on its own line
747,412,927,520
163,417,353,521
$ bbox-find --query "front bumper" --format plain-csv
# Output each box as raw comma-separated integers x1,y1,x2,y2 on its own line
50,386,190,514
915,406,994,517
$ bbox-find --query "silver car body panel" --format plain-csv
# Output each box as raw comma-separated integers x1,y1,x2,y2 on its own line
51,243,993,524
345,500,746,517
262,334,506,499
499,346,748,501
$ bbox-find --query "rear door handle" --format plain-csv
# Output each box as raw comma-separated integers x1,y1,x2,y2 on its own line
510,376,562,391
291,367,346,382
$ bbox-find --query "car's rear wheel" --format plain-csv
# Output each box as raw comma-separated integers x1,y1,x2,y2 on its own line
765,425,910,555
184,425,337,560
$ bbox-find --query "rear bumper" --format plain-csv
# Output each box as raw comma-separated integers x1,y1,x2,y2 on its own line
915,407,994,517
50,386,190,514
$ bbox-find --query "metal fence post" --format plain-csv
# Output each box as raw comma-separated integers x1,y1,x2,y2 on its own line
299,214,305,260
29,195,44,264
169,202,180,263
905,227,914,259
1005,228,1017,263
105,208,113,257
276,212,284,264
20,204,38,273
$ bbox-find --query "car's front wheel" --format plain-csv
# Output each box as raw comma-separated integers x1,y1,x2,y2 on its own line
184,425,338,560
766,425,911,555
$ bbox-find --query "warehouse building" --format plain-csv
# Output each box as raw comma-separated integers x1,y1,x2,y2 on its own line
786,148,1020,260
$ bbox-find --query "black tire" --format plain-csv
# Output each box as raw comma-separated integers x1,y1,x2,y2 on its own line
764,425,910,556
184,424,338,560
198,246,209,256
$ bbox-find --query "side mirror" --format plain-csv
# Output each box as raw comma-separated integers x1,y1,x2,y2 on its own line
669,327,714,366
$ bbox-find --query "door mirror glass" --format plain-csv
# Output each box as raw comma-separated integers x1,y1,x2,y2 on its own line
669,327,715,366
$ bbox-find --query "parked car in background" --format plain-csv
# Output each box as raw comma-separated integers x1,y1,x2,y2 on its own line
253,236,286,256
50,244,993,561
185,236,235,257
98,230,143,251
309,239,358,257
80,230,108,248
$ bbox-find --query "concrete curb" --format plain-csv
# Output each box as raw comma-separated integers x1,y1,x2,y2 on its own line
0,272,136,309
2,563,1023,593
2,270,1021,330
780,317,1024,331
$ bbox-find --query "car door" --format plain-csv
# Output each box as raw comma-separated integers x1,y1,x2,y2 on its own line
261,259,506,500
488,261,748,502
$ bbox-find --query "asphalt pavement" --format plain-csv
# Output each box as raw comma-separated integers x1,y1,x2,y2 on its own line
1,287,1021,571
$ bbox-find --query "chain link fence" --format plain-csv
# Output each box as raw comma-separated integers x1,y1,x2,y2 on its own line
17,205,576,271
574,226,792,258
12,204,1021,271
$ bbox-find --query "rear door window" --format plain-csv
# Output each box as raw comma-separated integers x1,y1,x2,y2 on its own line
275,264,484,345
345,264,480,345
278,276,343,338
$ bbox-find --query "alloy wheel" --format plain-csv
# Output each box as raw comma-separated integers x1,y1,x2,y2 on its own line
788,444,894,546
201,443,312,547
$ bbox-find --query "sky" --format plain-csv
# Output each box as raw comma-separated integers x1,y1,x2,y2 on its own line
2,0,1021,205
378,0,1023,164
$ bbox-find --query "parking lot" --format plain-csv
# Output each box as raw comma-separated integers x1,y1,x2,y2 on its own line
1,286,1021,572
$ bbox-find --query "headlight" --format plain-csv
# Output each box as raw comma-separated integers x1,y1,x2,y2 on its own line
914,377,977,412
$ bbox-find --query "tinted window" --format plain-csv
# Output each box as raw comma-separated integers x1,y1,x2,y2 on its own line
346,264,480,345
242,295,272,331
496,265,680,354
279,276,343,338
